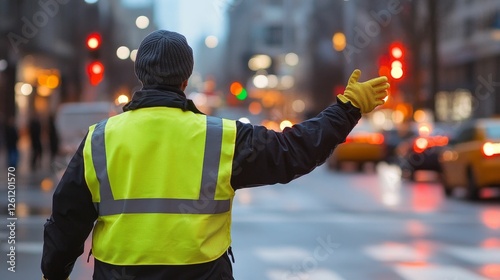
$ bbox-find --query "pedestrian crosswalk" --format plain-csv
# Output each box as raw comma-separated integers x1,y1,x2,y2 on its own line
0,216,46,254
2,214,499,279
265,268,345,280
445,245,500,265
1,241,43,254
394,265,490,280
248,243,500,280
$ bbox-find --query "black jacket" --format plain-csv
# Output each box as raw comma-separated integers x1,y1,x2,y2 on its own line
41,86,361,280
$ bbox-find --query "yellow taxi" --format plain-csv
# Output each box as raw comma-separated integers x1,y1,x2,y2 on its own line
439,118,500,200
328,118,386,171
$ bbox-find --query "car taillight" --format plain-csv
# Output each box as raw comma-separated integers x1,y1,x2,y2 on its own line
433,135,449,146
413,137,428,153
413,135,449,153
347,133,384,144
369,133,384,144
482,142,500,157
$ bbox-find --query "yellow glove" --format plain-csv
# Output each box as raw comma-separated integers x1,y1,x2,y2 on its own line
338,69,389,114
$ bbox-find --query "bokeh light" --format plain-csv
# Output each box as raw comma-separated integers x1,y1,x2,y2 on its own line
116,46,130,60
135,16,150,29
205,35,219,48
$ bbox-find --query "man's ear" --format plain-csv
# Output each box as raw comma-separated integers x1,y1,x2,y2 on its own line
181,80,188,91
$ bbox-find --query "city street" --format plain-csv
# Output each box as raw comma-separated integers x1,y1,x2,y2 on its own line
1,160,499,280
2,0,500,279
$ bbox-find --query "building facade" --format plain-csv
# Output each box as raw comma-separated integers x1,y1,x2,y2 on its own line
0,0,156,162
438,0,500,121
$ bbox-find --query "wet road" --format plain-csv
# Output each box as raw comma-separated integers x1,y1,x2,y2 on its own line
1,162,499,280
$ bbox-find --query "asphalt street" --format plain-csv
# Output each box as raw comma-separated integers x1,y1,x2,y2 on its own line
1,160,499,280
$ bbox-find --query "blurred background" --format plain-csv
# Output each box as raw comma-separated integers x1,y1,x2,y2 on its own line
1,0,500,150
1,0,500,279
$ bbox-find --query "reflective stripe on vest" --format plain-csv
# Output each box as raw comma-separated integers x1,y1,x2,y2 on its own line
90,116,230,215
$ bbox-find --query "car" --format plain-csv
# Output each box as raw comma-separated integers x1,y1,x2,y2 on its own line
53,102,122,179
55,101,122,156
396,123,450,181
328,118,386,171
382,122,417,164
438,118,500,200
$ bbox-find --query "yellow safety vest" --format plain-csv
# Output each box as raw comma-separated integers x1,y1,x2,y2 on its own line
82,107,237,265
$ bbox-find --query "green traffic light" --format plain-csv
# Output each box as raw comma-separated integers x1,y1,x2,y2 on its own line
236,88,248,100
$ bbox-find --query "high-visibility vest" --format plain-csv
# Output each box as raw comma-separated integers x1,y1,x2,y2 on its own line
82,107,237,265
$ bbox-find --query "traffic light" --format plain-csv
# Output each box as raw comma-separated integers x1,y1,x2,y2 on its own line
87,61,104,86
86,32,101,51
378,54,391,78
86,32,104,86
389,42,405,80
230,82,248,100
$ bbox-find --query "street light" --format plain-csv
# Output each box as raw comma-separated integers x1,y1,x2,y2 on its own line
136,16,149,29
253,75,268,89
130,49,138,62
116,46,130,60
248,54,272,71
284,53,299,66
205,35,219,48
332,32,346,51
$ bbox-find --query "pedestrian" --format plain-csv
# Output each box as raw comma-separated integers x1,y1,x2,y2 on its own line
48,114,59,163
29,114,43,170
4,116,19,169
41,30,389,280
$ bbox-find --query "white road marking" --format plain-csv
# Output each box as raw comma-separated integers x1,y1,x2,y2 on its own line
254,246,310,264
254,247,346,280
266,268,346,280
445,246,500,264
364,243,429,262
2,242,43,254
394,265,490,280
365,243,494,280
232,212,475,224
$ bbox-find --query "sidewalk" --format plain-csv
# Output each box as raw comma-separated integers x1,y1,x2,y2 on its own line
0,139,61,216
0,134,57,182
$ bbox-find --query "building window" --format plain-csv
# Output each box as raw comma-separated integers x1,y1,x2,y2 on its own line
264,25,283,46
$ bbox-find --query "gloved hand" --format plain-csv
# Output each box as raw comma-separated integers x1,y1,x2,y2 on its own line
338,69,389,114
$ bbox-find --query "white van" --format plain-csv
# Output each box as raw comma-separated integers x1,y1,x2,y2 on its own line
55,101,122,156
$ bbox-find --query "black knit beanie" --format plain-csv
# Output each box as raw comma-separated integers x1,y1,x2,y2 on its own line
135,30,194,87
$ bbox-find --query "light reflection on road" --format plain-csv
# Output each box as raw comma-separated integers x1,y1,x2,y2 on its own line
376,161,402,207
405,219,429,237
410,183,443,213
480,208,500,230
376,162,443,212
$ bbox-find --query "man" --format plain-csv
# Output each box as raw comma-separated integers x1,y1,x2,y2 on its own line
41,30,388,280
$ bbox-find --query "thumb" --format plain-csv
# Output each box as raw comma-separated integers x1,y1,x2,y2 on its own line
348,69,361,85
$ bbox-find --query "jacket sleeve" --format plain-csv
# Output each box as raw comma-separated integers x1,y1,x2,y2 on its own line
41,135,98,280
231,98,361,189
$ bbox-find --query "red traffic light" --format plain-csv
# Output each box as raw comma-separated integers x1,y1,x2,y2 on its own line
86,32,101,50
229,82,247,100
389,42,405,80
391,46,403,59
87,61,104,85
389,42,404,59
